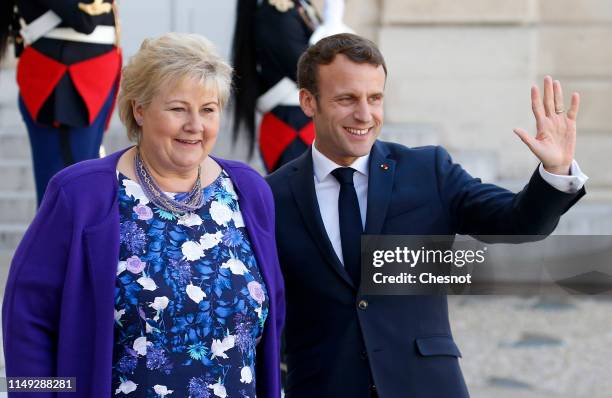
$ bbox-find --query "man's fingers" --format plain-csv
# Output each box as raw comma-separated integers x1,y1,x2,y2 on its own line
513,128,537,154
543,75,555,116
567,92,580,121
553,80,564,114
531,85,545,120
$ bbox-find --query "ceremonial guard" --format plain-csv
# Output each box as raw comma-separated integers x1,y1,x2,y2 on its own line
232,0,350,173
1,0,121,204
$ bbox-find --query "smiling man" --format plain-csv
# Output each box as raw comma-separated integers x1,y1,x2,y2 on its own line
299,51,385,166
266,33,587,398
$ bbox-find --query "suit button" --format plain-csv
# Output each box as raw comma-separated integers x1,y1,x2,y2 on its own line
358,299,368,310
360,350,368,360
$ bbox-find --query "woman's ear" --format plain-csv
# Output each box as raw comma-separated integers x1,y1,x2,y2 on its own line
132,100,144,126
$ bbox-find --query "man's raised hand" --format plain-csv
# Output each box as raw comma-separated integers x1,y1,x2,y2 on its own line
513,76,580,175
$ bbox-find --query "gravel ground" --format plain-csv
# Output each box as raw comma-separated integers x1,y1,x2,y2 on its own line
451,295,612,398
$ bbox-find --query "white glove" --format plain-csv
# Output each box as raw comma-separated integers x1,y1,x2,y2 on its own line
309,0,354,45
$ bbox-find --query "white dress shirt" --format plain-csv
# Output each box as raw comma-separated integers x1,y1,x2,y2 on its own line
311,142,588,267
312,144,369,265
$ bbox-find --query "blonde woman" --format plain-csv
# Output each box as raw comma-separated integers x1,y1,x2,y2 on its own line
3,33,284,398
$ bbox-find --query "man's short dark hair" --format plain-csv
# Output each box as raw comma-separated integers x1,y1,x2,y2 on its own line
297,33,388,98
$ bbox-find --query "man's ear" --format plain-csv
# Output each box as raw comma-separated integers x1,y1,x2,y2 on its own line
299,88,316,118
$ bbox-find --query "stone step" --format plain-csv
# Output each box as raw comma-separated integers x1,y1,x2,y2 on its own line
469,385,605,398
496,179,612,234
0,131,31,160
381,122,441,147
102,127,132,155
0,249,12,289
0,69,18,107
379,122,500,182
0,159,34,191
0,192,35,224
0,103,22,131
0,120,129,159
451,149,498,183
554,201,612,235
0,223,28,252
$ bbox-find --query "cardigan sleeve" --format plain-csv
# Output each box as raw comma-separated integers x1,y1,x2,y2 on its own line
253,177,285,398
2,178,74,387
265,184,285,335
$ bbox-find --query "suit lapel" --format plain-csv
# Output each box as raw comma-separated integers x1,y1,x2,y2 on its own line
288,149,356,290
365,141,396,234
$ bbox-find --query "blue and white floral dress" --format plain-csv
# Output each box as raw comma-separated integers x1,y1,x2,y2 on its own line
112,170,269,398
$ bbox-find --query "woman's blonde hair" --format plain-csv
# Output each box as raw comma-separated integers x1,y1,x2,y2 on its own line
117,33,233,142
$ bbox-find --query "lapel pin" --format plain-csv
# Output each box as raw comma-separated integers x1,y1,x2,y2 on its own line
380,163,389,171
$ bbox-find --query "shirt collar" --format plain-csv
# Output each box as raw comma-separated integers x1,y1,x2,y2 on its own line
311,141,370,183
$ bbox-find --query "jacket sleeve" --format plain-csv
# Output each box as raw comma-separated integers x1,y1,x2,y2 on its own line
2,178,74,393
435,146,585,237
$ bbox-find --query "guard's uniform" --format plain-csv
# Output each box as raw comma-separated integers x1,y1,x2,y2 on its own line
15,0,121,204
254,0,318,172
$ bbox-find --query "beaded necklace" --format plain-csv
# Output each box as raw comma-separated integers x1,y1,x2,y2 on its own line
134,148,205,214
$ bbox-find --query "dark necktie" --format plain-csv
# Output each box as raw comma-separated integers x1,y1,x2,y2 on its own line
331,167,363,286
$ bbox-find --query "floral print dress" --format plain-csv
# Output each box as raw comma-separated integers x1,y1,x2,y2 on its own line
112,170,269,398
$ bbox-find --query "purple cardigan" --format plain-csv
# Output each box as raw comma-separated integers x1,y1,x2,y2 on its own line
2,148,285,397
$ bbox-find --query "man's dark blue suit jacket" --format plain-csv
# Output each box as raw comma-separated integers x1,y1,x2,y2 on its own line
266,140,584,398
